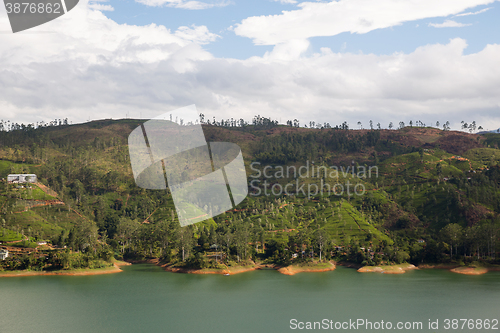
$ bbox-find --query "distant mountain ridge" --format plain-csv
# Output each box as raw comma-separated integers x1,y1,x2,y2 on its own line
478,128,500,134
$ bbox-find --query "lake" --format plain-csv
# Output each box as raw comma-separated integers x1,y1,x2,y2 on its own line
1,265,499,332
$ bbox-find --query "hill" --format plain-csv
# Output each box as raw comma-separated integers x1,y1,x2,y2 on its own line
1,119,499,270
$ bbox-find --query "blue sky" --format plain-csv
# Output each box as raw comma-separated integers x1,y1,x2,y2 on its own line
102,1,500,59
1,0,500,131
103,1,286,59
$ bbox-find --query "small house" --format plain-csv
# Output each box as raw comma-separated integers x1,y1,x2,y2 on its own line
0,249,9,260
7,174,37,184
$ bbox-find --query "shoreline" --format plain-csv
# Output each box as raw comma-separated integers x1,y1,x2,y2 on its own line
449,266,488,275
0,261,130,278
164,264,258,275
356,263,500,275
357,263,417,274
277,261,336,275
418,263,500,275
3,259,499,277
163,261,336,276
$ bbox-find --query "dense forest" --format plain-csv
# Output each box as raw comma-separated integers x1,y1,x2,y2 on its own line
1,116,499,272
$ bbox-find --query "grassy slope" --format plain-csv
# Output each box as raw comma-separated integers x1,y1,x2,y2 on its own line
0,228,24,242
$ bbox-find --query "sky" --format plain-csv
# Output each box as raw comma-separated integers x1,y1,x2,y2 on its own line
1,0,500,131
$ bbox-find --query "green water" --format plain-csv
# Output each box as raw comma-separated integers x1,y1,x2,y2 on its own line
1,265,499,333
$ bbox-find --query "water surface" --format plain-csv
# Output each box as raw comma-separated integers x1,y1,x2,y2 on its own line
1,265,499,332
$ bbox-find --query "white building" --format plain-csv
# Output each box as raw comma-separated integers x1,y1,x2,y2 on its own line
7,174,37,184
0,249,9,260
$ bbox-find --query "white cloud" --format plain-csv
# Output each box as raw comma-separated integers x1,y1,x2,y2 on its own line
134,0,229,9
263,39,310,60
175,25,219,44
428,20,472,28
340,42,347,52
455,7,492,16
234,0,497,45
272,0,297,4
1,1,500,131
0,0,217,66
88,3,114,11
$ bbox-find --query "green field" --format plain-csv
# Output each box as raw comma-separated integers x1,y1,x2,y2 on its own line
0,228,24,242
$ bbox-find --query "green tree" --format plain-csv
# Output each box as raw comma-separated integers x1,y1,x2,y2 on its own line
177,226,194,262
441,224,463,260
314,228,328,261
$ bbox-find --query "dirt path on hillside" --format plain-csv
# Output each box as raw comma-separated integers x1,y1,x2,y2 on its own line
13,199,65,214
12,183,89,222
35,182,58,197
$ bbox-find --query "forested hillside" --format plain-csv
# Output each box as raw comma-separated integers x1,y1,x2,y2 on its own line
1,117,499,271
